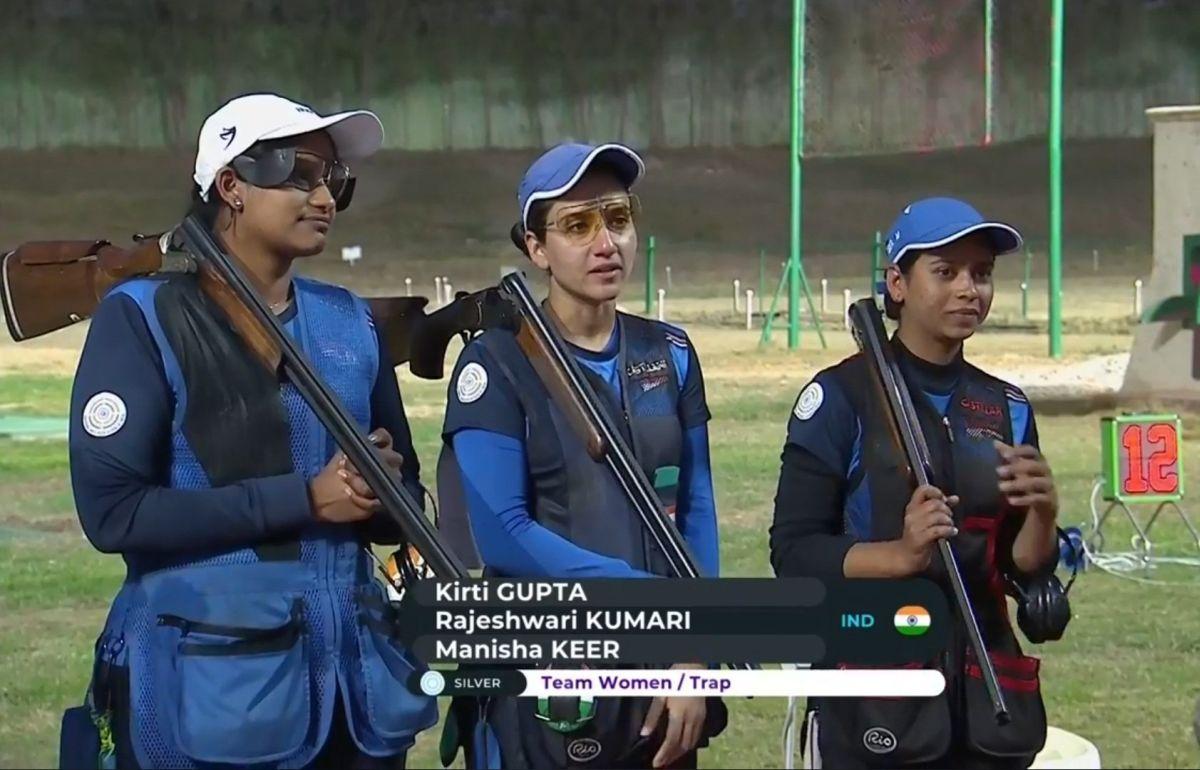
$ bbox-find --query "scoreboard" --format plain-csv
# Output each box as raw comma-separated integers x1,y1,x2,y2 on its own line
1099,414,1184,503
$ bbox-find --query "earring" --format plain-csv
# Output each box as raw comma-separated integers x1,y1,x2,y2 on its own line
233,199,243,211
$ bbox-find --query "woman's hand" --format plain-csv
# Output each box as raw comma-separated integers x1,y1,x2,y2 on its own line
338,429,404,511
308,429,402,523
996,440,1060,574
894,484,959,575
994,441,1058,521
641,663,708,768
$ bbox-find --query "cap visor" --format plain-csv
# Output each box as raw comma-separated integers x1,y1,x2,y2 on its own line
896,221,1023,263
259,109,384,160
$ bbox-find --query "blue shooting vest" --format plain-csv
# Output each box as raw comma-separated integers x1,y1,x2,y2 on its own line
91,276,436,768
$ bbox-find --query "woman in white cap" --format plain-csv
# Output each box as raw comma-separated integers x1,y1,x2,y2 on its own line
437,143,724,769
63,93,434,769
771,197,1067,769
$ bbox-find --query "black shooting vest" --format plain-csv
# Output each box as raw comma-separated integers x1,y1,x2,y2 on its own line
439,312,685,576
437,314,727,770
812,343,1048,768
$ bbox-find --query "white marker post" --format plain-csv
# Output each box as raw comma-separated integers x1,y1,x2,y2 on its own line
434,277,443,306
733,279,741,312
404,277,412,297
842,289,852,329
340,245,362,268
821,278,828,314
665,266,673,291
1134,278,1143,318
746,290,755,330
657,289,666,321
444,282,454,305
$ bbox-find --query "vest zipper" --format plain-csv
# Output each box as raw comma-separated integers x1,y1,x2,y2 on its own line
942,415,954,444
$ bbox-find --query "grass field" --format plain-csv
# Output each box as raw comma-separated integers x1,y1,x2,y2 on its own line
2,320,1199,769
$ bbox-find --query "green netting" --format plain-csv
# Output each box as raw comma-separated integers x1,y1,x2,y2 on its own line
0,1,1196,154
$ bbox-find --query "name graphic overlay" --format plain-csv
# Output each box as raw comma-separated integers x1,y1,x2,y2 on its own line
399,578,949,699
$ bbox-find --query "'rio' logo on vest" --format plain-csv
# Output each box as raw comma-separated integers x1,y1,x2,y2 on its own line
862,727,897,754
566,737,602,763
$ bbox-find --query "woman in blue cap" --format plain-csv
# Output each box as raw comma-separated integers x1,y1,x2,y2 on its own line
770,198,1067,769
438,143,723,769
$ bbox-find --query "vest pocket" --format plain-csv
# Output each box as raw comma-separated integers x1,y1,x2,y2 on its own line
816,662,951,766
510,690,650,769
963,650,1047,761
155,597,310,764
350,585,438,742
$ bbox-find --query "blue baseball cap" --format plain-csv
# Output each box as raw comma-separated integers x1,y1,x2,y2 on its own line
518,142,645,228
884,197,1023,266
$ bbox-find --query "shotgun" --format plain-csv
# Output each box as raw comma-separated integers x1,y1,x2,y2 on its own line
174,215,468,579
847,297,1008,724
497,271,754,671
3,223,470,579
0,233,506,385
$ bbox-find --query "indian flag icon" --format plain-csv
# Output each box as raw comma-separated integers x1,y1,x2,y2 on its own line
894,606,931,636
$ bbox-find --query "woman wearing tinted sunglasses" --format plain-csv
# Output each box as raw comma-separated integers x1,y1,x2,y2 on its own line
64,94,435,769
437,143,724,769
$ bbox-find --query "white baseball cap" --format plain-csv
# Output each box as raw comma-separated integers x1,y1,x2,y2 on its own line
193,93,385,200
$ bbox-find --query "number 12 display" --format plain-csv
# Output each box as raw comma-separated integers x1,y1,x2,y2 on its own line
1100,414,1184,502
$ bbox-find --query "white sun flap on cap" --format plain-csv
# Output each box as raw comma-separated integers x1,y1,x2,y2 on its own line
521,143,646,228
892,221,1023,265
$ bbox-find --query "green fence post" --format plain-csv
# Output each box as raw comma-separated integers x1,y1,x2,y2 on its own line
1048,0,1064,358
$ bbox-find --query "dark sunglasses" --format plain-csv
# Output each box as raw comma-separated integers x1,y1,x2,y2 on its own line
231,146,357,211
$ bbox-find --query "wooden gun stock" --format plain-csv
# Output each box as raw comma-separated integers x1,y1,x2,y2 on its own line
1,237,175,342
197,265,283,373
1,232,279,372
513,320,607,460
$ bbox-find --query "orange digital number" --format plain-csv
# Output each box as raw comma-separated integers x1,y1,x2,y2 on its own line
1146,423,1179,494
1122,424,1148,494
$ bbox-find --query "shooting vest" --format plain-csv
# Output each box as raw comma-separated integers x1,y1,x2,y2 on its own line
89,276,436,769
438,313,724,770
440,312,687,576
811,344,1048,767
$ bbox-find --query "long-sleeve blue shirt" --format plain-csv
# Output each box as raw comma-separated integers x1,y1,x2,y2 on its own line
445,322,720,579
